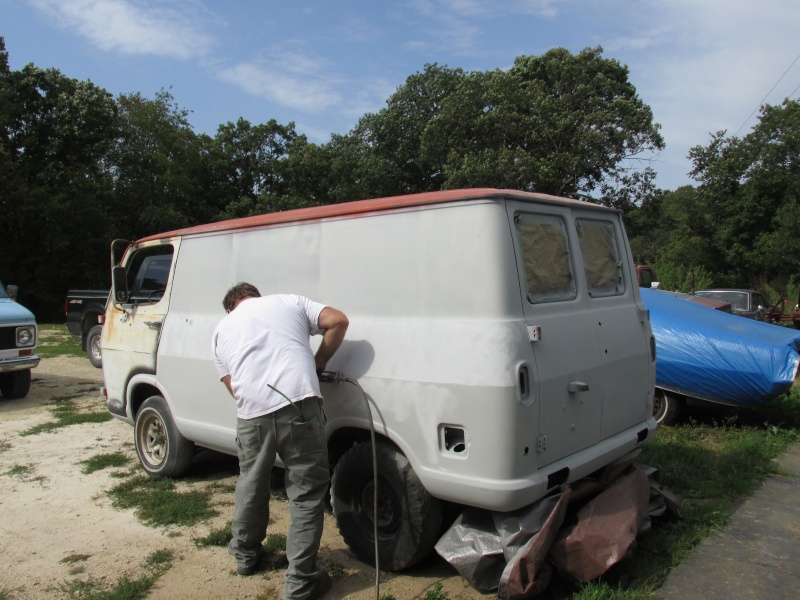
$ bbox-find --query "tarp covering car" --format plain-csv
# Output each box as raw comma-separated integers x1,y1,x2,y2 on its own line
641,288,800,407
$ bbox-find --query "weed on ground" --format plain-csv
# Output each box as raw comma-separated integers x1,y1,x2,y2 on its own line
58,548,174,600
36,325,85,360
107,475,217,527
20,402,111,436
79,452,130,474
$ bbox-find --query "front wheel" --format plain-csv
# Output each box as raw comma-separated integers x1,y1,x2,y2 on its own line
86,325,103,368
134,396,195,477
331,440,442,571
0,369,32,399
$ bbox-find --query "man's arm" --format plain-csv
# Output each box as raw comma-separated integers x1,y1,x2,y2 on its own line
220,375,235,398
315,307,349,374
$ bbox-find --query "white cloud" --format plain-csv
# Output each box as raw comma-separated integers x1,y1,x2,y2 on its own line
28,0,214,59
217,60,343,113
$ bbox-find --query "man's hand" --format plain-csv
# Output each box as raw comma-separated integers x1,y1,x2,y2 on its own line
221,375,235,398
315,307,349,374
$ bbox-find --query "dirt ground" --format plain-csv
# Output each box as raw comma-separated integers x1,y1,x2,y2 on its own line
0,350,490,600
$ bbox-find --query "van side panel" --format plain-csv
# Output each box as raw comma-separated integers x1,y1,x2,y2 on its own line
149,197,654,512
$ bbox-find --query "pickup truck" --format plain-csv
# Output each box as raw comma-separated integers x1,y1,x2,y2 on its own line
0,281,39,399
694,288,771,321
65,289,108,368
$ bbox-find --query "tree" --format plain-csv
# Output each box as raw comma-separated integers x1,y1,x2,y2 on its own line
423,47,664,197
212,118,315,218
109,90,212,239
0,38,117,319
689,99,800,287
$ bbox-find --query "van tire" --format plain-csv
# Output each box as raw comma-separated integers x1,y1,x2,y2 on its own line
87,325,103,368
653,388,681,426
331,440,442,571
134,396,194,477
0,369,32,399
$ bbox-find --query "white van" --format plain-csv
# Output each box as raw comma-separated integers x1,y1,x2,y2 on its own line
101,188,656,570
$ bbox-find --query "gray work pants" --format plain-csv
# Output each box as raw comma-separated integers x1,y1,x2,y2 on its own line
229,397,330,599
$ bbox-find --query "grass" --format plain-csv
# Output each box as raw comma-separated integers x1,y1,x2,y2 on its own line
58,548,174,600
36,324,85,360
107,475,218,527
4,464,34,477
80,452,130,474
423,582,447,600
20,402,111,436
549,390,800,599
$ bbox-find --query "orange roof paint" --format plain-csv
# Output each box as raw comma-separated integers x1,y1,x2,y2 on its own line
136,188,605,244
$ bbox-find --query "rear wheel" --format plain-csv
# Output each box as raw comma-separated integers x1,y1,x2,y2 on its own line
653,388,681,426
331,440,442,571
87,325,103,368
0,369,32,399
134,396,194,477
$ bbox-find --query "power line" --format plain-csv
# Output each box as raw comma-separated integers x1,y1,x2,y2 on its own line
733,51,800,137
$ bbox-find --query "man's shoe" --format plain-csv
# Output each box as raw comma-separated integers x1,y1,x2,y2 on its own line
236,545,266,576
307,570,332,600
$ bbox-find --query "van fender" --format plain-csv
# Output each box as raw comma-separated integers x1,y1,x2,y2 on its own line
125,372,169,421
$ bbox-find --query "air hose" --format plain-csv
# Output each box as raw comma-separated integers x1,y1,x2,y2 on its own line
320,371,381,600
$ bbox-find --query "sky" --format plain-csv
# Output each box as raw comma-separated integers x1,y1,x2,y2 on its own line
3,0,800,192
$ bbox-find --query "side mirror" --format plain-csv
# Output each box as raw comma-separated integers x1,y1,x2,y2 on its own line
650,281,661,290
6,284,18,301
112,266,130,304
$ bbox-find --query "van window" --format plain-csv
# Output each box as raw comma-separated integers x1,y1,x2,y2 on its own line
514,213,576,303
126,246,174,304
576,219,624,297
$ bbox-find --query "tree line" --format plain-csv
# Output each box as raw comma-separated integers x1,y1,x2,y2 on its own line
1,37,797,320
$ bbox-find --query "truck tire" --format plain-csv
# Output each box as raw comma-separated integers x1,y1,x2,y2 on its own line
134,396,195,477
87,325,103,368
653,388,681,426
331,440,442,571
0,369,32,399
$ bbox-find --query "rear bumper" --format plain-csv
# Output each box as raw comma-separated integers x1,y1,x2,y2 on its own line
0,355,40,373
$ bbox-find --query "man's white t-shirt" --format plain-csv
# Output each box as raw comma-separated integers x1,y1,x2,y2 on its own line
212,294,326,419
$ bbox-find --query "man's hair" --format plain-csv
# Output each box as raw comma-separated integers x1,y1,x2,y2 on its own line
222,282,261,312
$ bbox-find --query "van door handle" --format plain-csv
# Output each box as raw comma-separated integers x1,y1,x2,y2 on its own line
144,321,162,330
568,381,589,393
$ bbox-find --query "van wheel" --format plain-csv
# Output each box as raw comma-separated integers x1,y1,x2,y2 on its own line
331,440,442,571
0,369,32,399
87,325,103,368
653,388,681,426
134,396,194,477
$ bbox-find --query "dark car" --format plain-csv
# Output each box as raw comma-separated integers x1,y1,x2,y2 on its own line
694,289,772,321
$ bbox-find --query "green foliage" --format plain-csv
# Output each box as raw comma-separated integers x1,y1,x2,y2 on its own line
647,260,714,292
59,548,173,600
36,325,85,359
193,522,232,548
687,99,800,287
80,452,130,474
20,402,111,436
422,582,447,600
4,464,33,477
324,562,346,579
107,475,217,527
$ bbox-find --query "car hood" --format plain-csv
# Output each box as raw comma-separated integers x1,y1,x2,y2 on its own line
0,298,36,324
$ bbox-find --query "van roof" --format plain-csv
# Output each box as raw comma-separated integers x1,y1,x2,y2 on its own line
137,187,613,243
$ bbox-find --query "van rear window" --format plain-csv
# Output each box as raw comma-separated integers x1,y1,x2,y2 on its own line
576,219,624,297
514,213,576,303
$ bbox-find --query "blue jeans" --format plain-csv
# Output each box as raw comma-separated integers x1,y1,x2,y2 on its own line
229,397,330,599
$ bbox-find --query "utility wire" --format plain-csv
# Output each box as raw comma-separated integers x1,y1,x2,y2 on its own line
733,51,800,137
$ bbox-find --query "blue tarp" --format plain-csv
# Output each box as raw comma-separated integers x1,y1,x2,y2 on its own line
641,288,800,407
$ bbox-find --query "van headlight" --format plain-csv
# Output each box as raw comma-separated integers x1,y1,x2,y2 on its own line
17,327,35,347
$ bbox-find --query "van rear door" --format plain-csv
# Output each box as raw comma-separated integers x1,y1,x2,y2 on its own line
507,202,649,468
